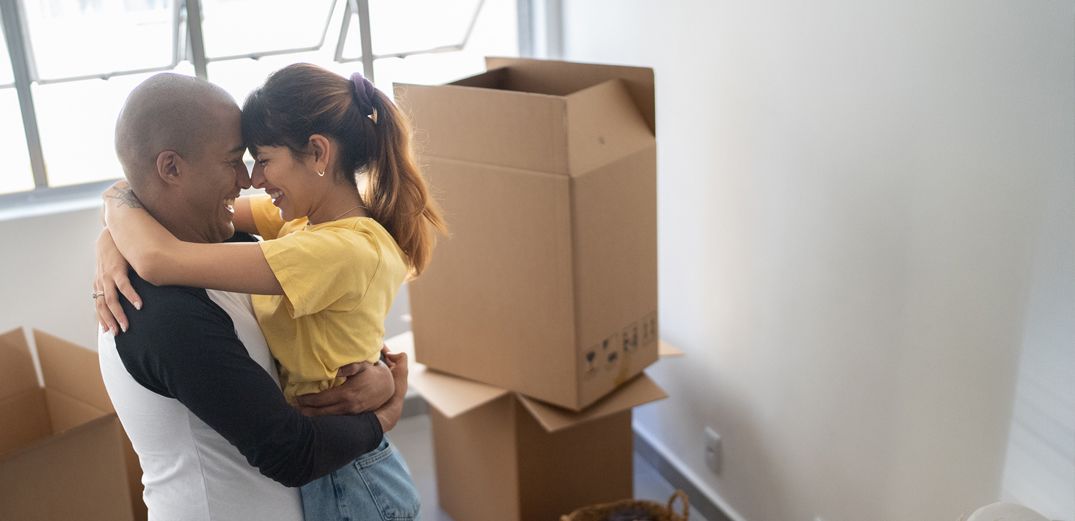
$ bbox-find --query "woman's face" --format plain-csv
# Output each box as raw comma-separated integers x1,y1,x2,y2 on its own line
250,145,317,222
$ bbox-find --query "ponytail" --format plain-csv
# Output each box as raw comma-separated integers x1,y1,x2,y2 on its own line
363,90,447,277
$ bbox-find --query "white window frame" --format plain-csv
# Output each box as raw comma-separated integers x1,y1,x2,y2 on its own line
1,0,556,211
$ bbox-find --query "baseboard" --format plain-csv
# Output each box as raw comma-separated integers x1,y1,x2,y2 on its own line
633,422,745,521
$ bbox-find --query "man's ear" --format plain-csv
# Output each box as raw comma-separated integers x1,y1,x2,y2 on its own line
307,134,331,175
155,150,183,186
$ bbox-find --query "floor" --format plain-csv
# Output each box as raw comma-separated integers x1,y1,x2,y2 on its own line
389,413,710,521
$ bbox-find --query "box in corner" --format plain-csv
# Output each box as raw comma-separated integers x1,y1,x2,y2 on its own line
398,57,659,411
0,328,145,521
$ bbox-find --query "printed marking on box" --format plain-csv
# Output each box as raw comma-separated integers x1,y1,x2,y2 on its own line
641,312,658,346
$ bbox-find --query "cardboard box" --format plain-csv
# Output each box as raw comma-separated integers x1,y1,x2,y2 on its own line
398,57,659,411
0,328,145,521
389,332,672,521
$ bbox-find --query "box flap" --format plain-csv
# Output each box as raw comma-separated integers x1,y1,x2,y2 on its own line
0,389,51,458
45,388,109,433
34,330,113,413
409,363,510,418
517,373,667,433
485,57,656,134
394,82,569,174
565,79,655,175
0,328,37,399
659,340,685,358
0,414,135,521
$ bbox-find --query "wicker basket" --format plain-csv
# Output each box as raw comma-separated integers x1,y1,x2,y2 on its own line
560,491,689,521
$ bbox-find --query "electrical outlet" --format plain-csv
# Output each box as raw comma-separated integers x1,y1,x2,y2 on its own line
704,427,721,474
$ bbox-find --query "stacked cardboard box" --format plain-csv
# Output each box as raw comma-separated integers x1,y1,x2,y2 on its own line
396,58,668,521
400,57,659,412
0,328,146,521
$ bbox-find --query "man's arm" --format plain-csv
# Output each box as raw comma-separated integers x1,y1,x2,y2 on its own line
114,278,392,487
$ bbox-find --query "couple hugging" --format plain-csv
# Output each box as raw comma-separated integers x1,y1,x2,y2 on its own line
92,63,446,521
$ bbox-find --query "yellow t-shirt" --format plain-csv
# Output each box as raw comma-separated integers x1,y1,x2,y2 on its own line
248,195,409,402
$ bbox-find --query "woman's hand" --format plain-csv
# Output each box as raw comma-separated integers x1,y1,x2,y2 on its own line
94,227,142,335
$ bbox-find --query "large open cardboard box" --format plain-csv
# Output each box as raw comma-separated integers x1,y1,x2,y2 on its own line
389,332,673,521
398,57,659,411
0,328,145,521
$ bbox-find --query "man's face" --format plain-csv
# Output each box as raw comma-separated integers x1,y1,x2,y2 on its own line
181,103,251,243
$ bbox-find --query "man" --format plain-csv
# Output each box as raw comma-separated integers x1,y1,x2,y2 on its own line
93,73,407,520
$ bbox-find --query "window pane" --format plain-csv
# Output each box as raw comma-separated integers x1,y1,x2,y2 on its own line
0,89,34,194
201,0,334,59
21,0,176,81
366,0,483,57
343,0,515,62
33,63,195,188
0,11,13,85
368,0,518,97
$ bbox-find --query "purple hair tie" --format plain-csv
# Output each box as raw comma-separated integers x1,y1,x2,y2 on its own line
350,72,378,123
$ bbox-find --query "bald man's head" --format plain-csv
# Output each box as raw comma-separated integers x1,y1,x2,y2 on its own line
115,73,237,192
113,73,250,244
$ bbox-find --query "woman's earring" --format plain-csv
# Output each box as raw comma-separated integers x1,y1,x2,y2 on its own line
316,170,326,177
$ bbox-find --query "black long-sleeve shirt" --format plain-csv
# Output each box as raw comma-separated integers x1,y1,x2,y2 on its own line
108,234,382,488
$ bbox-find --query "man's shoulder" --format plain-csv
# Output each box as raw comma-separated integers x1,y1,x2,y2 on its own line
123,271,235,339
114,270,243,395
120,231,257,336
127,270,212,310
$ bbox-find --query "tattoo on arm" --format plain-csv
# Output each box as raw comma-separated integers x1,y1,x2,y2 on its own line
105,185,144,209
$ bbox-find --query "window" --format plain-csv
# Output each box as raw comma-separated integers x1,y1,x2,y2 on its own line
1,0,520,199
366,0,484,57
336,0,518,95
22,0,177,81
9,0,181,190
200,0,335,60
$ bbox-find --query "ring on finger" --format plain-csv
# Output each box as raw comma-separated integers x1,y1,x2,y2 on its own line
92,290,105,300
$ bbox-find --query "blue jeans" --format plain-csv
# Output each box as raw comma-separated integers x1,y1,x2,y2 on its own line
300,437,422,521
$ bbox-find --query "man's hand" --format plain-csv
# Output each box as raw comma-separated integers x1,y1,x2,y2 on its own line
295,361,394,416
374,350,408,433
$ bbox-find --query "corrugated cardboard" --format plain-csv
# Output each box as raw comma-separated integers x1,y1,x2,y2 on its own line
390,332,669,521
399,57,660,411
0,328,145,521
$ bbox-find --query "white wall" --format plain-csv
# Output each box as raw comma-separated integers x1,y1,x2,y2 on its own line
1001,165,1075,519
560,1,1074,520
0,206,102,348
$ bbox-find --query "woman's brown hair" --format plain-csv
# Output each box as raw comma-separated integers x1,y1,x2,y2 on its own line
242,63,446,276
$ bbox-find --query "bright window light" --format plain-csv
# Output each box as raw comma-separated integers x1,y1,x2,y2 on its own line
2,0,520,198
201,0,334,59
33,64,195,188
0,13,13,86
0,90,34,194
21,0,176,81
